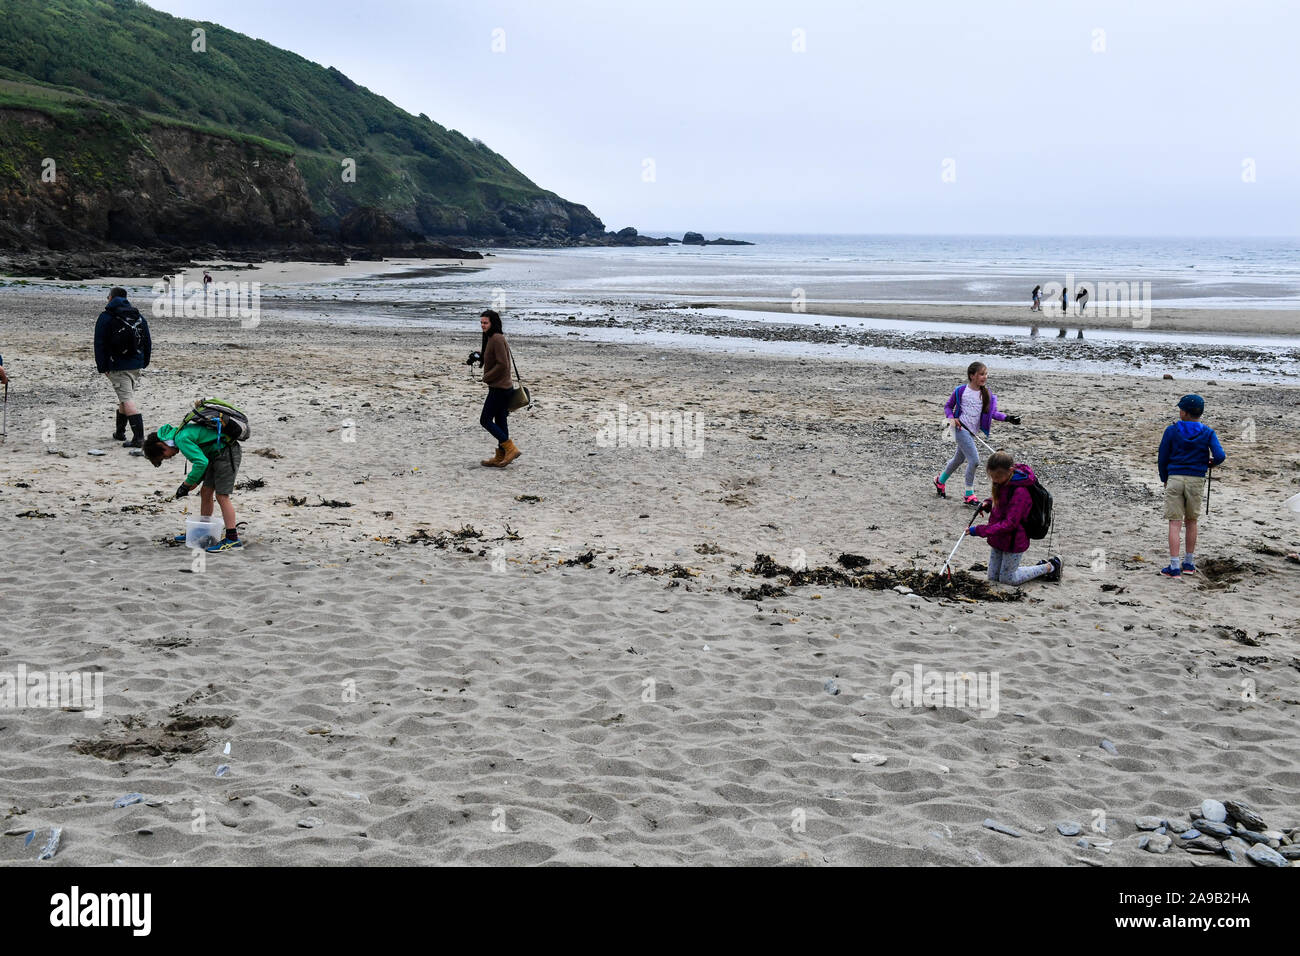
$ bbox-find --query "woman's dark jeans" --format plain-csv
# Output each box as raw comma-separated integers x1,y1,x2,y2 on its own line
480,387,512,443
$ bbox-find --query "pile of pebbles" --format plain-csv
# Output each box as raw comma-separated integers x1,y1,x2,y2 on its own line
1120,799,1293,866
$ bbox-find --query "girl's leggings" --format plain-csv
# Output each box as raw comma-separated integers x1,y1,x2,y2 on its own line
943,426,980,487
987,548,1050,586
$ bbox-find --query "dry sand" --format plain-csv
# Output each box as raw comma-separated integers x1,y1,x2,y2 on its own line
1,292,1297,866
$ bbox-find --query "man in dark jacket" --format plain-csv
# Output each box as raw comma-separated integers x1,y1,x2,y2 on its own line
1157,394,1226,577
93,286,151,447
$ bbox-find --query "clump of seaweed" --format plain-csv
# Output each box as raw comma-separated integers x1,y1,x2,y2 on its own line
746,553,1021,602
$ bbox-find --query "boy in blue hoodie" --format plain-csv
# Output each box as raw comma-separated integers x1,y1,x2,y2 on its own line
1157,394,1226,577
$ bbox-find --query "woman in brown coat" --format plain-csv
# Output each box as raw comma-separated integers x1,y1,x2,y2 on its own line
474,309,520,467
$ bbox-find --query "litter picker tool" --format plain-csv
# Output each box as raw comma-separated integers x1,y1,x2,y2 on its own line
2,382,7,438
956,419,998,456
1205,461,1213,516
941,501,985,581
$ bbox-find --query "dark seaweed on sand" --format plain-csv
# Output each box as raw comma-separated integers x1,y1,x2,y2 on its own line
747,553,1021,602
561,550,596,567
637,564,695,578
732,582,788,601
404,524,483,549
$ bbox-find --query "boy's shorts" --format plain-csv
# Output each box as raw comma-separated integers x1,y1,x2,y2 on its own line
106,369,140,404
201,443,242,495
1164,475,1205,520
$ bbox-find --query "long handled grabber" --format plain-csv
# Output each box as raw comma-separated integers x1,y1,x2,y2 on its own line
941,501,985,581
1205,462,1213,516
956,419,998,456
2,382,8,438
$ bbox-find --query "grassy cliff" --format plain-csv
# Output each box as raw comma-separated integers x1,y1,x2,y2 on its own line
0,0,604,242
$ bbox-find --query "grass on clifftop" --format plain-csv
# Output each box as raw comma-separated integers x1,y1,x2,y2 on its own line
0,0,593,235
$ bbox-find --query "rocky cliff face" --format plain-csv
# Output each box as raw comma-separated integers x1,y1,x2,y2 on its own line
0,107,316,251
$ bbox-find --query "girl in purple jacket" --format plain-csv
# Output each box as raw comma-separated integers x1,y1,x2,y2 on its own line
935,362,1022,505
970,451,1061,586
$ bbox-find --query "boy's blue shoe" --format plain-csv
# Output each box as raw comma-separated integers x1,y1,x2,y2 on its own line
172,534,187,543
1180,560,1197,574
1159,566,1181,578
206,538,243,553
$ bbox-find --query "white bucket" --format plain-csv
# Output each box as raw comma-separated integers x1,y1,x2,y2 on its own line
185,515,225,550
1286,492,1300,515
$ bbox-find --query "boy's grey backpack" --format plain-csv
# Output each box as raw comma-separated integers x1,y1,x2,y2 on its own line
180,397,250,444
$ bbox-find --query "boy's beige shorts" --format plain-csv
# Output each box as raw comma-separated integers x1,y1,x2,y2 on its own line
1164,475,1205,520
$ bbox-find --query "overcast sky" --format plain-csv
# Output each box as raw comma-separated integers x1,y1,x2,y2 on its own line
145,0,1297,236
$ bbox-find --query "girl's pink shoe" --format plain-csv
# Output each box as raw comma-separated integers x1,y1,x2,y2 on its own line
963,493,980,505
933,476,947,498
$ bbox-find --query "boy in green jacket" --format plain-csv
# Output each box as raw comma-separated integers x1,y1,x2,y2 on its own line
142,422,243,552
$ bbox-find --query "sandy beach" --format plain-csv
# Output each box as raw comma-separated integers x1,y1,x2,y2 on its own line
0,286,1297,867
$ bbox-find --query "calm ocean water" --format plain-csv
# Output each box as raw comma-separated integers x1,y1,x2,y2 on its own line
530,234,1300,308
575,233,1300,277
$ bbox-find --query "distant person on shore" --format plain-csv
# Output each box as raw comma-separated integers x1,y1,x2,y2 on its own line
935,361,1021,505
93,286,151,448
1031,285,1043,312
970,452,1061,586
1076,286,1089,315
203,271,213,290
1060,286,1069,314
1157,394,1226,578
469,308,521,467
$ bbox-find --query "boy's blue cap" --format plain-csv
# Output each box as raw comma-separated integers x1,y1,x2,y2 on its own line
1177,394,1205,416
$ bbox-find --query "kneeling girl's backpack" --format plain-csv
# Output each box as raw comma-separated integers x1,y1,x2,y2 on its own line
1021,469,1053,540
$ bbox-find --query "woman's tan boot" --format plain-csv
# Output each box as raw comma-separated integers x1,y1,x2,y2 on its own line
481,444,504,467
498,439,521,466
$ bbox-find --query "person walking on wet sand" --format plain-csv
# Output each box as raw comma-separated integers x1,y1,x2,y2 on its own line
1076,285,1089,315
1060,286,1069,314
1031,284,1043,312
1157,394,1226,578
469,308,521,467
94,286,151,448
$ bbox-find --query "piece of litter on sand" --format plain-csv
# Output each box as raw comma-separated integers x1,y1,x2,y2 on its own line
87,449,106,456
983,819,1022,838
851,753,887,765
297,817,325,829
910,759,950,774
702,645,709,651
223,741,231,755
1100,739,1119,755
113,793,144,809
823,679,840,696
215,765,230,777
38,827,62,860
24,831,36,848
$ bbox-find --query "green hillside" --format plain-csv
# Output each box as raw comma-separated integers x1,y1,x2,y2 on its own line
0,0,603,239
